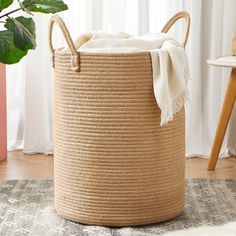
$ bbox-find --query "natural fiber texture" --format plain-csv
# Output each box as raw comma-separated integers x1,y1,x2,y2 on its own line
1,179,236,236
49,12,190,226
53,50,185,226
75,33,190,125
161,11,190,48
49,13,190,126
49,15,80,72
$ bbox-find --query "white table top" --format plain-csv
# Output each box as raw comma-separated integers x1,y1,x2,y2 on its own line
207,56,236,68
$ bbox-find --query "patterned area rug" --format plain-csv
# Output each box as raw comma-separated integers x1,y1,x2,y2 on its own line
0,179,236,236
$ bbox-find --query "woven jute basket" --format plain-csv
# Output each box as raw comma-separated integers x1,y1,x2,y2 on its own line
49,11,190,226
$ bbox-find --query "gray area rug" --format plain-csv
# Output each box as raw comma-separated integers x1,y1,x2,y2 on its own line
0,179,236,236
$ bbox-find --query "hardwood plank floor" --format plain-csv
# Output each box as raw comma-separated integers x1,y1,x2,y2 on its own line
0,151,236,180
0,151,53,180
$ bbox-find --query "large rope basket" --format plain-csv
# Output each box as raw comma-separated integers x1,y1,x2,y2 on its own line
49,11,190,226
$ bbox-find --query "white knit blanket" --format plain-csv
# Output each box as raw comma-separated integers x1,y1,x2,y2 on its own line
74,32,190,125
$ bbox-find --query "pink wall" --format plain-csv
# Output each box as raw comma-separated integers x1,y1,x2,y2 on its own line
0,64,7,161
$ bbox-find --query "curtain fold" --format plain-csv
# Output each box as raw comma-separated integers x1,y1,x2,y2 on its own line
6,0,236,157
185,0,236,157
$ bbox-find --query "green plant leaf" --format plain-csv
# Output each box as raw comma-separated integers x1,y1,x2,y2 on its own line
5,16,36,51
22,0,68,14
18,0,33,15
0,30,27,64
0,0,13,12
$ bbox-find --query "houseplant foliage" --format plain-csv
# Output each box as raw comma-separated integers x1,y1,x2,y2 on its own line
0,0,68,64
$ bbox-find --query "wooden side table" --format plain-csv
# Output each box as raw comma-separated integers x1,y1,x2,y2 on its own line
207,56,236,170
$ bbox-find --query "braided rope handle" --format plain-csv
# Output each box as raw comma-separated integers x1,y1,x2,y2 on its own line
49,15,80,72
161,11,190,48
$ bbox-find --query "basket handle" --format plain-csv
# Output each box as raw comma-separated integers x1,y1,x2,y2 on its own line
161,11,190,48
49,15,79,72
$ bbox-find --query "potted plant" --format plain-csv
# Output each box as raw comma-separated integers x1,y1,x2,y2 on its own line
0,0,68,161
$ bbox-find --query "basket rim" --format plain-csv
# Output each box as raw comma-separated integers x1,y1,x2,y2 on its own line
54,48,151,57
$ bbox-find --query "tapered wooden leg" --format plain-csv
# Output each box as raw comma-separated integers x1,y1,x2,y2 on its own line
208,68,236,170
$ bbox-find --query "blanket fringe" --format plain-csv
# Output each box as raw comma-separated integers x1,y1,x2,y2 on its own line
160,65,190,126
160,89,189,126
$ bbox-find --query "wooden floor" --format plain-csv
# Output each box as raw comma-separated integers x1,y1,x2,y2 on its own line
0,151,236,180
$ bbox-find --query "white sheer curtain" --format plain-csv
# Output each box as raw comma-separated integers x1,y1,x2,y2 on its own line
7,0,236,157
